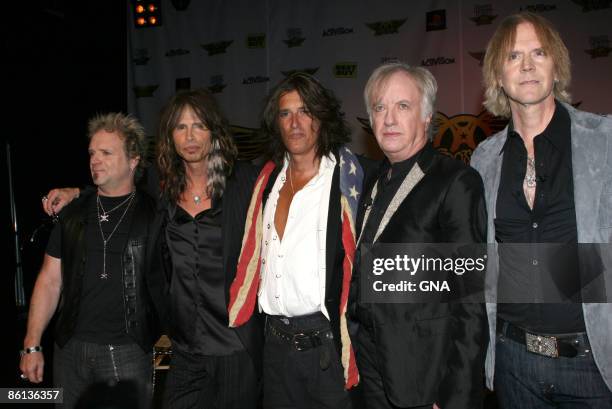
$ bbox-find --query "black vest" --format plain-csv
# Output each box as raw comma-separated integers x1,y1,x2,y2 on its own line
54,189,162,351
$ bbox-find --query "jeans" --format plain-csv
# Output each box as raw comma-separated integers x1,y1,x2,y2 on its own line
53,339,153,409
495,329,612,408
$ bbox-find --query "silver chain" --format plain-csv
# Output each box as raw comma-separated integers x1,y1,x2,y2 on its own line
96,192,136,279
97,191,135,222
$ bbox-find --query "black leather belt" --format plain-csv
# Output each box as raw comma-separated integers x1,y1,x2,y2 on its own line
498,320,589,358
266,316,334,351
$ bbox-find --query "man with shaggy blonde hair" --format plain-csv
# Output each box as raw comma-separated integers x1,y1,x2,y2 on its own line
472,12,612,408
21,113,164,409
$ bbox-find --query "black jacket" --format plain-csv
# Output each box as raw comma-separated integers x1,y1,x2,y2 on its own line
351,144,488,408
55,189,164,351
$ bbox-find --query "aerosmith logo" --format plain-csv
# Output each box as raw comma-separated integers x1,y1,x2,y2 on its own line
432,112,507,163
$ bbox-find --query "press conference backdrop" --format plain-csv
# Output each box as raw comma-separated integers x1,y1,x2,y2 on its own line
127,0,612,161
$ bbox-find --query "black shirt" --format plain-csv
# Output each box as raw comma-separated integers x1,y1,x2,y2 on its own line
47,193,135,344
165,199,243,356
495,101,585,334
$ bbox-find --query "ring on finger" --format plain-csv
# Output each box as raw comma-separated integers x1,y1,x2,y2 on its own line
42,196,48,201
20,373,27,380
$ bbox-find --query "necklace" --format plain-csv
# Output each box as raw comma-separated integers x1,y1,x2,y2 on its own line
193,193,206,205
288,164,295,195
525,156,537,188
189,189,208,205
97,191,136,222
96,192,136,279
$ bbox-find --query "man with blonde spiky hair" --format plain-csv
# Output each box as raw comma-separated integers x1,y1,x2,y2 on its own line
20,113,164,409
472,12,612,408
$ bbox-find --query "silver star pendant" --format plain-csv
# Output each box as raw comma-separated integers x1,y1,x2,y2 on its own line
99,214,109,222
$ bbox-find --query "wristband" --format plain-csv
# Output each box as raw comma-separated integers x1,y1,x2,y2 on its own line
20,346,43,356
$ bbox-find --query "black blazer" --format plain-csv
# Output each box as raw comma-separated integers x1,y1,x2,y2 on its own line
352,144,488,409
152,161,264,374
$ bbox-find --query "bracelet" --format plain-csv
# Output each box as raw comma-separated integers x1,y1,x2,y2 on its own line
20,346,43,356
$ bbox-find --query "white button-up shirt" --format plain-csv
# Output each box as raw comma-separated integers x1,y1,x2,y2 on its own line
258,154,336,318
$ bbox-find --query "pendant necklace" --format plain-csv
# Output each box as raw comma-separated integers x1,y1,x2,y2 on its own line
97,192,136,279
97,191,135,222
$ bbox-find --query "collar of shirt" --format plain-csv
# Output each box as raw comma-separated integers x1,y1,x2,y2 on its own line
378,144,425,185
258,153,336,318
502,100,571,154
281,152,337,187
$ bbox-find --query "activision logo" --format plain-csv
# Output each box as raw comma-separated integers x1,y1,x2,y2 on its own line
242,76,270,85
421,56,455,66
322,27,354,37
520,4,557,12
571,0,611,11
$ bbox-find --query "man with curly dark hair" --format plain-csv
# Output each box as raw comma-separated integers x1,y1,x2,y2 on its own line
228,73,374,409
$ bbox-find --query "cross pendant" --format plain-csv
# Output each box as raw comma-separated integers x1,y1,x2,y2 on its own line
100,214,109,222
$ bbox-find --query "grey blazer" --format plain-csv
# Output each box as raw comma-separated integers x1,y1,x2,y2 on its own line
470,102,612,391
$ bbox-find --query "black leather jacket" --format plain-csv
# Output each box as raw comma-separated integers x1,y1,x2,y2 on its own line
54,189,164,351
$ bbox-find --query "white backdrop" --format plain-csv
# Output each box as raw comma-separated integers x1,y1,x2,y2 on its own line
128,0,612,161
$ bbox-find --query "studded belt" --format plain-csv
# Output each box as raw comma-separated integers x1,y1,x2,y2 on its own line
266,317,334,351
498,319,589,358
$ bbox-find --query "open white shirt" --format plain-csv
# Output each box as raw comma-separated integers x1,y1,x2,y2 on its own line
258,154,336,319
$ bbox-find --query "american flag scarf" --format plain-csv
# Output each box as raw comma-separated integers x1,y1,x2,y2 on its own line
228,148,362,389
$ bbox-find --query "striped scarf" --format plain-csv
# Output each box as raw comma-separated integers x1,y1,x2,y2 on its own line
228,148,363,389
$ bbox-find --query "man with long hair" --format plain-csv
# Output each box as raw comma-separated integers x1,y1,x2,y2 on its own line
471,12,612,408
227,73,372,408
155,89,262,409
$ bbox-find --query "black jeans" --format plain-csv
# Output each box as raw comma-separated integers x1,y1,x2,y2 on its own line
54,339,153,409
162,348,259,409
495,326,612,408
263,313,351,409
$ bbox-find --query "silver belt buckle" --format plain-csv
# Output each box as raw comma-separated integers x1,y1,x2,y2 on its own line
525,332,559,358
